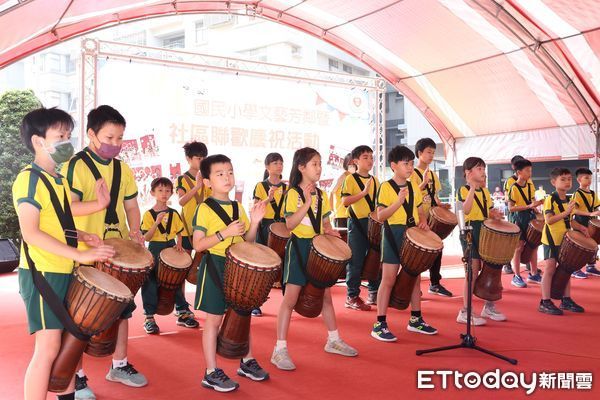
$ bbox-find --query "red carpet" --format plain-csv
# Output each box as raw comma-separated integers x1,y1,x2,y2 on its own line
1,263,599,399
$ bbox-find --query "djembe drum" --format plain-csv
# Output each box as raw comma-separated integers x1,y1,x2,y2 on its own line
521,219,544,264
551,231,597,299
428,207,458,240
268,222,291,287
362,211,383,281
156,248,193,315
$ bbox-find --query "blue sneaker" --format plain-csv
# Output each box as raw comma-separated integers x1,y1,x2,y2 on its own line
251,308,263,317
571,270,588,279
511,275,527,288
371,321,397,342
527,272,542,284
586,265,600,276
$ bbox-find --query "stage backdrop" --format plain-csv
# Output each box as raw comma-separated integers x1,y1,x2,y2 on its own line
97,58,375,210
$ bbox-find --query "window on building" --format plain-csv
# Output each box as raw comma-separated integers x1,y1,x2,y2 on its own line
114,31,147,46
195,20,206,43
342,64,352,74
238,46,268,62
328,58,339,71
163,34,185,49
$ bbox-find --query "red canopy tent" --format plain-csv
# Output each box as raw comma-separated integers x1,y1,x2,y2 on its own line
1,0,599,164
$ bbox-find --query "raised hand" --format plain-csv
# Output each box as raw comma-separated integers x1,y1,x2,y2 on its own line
95,178,110,209
397,187,409,204
223,220,246,238
76,245,115,264
250,199,267,222
302,183,315,204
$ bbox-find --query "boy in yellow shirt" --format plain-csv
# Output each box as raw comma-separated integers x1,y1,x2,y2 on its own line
572,167,600,278
539,168,588,315
192,154,268,392
14,107,115,400
329,153,354,229
372,145,437,342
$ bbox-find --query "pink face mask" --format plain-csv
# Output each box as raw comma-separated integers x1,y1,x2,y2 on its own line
93,135,121,159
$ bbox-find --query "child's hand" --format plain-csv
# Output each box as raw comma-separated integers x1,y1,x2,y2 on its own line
567,202,577,213
422,167,431,185
251,200,267,222
361,178,372,195
578,227,591,237
76,245,115,264
195,171,203,189
532,199,544,208
223,220,246,238
80,232,102,248
129,230,145,245
95,179,110,209
592,210,600,217
268,185,276,201
441,203,451,209
175,242,184,252
397,187,409,204
490,209,504,220
155,212,167,225
418,220,430,231
325,226,341,238
302,183,315,203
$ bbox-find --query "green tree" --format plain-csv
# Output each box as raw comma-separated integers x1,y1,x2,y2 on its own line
0,90,41,242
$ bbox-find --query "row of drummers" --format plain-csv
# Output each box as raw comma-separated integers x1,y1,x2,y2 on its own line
46,180,600,393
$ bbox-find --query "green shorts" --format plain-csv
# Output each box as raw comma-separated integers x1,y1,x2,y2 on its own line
283,236,311,286
18,268,72,334
381,225,406,264
460,220,483,260
514,211,535,241
194,253,227,315
543,244,559,261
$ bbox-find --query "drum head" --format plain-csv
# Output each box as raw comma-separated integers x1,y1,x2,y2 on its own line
529,219,544,231
160,247,193,269
104,238,154,269
228,242,281,268
566,230,597,251
76,266,132,299
405,227,443,251
269,222,291,239
369,211,382,224
590,219,600,229
430,207,458,224
312,234,352,261
483,219,520,234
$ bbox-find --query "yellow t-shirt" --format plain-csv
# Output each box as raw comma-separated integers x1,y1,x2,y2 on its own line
333,181,348,219
505,175,534,193
508,181,535,207
341,173,379,219
252,180,287,220
192,198,250,257
62,148,138,243
376,179,423,226
573,189,600,213
176,172,212,237
541,193,574,246
12,164,76,274
410,167,441,214
456,185,493,222
284,187,332,239
141,208,184,242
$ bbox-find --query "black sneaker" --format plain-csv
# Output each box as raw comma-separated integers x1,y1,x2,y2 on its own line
251,308,263,317
538,300,563,315
503,264,514,274
560,297,585,313
237,358,269,381
202,368,239,392
407,316,438,335
176,312,199,328
428,284,453,297
144,317,159,334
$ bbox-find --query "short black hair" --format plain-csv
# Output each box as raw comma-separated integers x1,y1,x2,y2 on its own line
87,105,126,133
415,138,436,158
463,157,486,178
351,145,373,160
388,145,414,164
510,155,524,167
151,177,173,191
183,141,208,158
550,167,571,180
200,154,232,179
575,168,593,177
514,159,532,171
20,107,74,153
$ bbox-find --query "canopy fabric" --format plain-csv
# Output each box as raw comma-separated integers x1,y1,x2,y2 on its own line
1,0,598,161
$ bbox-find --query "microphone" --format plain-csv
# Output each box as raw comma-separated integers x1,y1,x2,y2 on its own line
456,201,466,231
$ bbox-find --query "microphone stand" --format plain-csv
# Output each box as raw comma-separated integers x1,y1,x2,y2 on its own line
416,224,517,365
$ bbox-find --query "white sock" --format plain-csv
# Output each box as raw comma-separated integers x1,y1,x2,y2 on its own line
242,357,254,363
206,368,216,374
76,369,85,378
327,330,340,342
112,357,127,369
275,340,287,351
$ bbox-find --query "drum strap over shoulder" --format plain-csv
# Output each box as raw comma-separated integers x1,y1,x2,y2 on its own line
183,173,204,205
513,182,532,205
204,197,239,226
388,179,416,227
551,192,571,230
149,208,174,237
205,252,224,293
348,207,368,240
577,189,594,212
262,180,287,221
297,187,322,235
383,220,399,258
414,169,437,207
78,151,122,238
465,185,488,218
351,173,377,212
21,169,90,342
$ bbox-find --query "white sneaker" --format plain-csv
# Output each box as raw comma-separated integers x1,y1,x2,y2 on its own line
456,309,486,326
481,304,507,321
271,347,296,370
324,339,358,357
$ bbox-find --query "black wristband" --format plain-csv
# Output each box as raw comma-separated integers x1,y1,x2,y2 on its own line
216,231,224,242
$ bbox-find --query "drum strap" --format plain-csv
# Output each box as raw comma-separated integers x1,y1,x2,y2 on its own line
261,180,287,221
351,173,377,212
296,187,323,235
551,192,571,230
149,208,174,238
204,198,241,248
577,189,595,212
387,179,416,227
290,235,338,289
348,207,368,241
183,173,204,205
77,151,123,239
21,169,90,342
513,182,533,206
414,169,437,207
465,185,488,218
